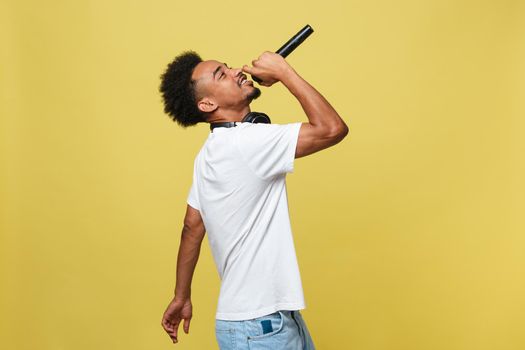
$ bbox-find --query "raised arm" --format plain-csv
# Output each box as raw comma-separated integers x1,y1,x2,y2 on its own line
242,51,349,158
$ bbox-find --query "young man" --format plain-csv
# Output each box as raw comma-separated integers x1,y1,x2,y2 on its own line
159,50,349,349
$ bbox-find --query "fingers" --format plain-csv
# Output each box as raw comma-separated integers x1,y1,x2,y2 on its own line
183,318,191,334
242,56,263,73
258,50,273,59
161,317,180,344
242,64,253,74
242,64,266,80
246,51,278,69
161,317,192,344
172,320,180,342
161,317,172,333
242,64,264,82
243,64,262,76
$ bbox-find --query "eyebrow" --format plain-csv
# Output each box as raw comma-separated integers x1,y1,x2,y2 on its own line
212,62,228,79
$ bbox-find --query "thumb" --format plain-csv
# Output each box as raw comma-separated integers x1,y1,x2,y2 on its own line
183,318,191,333
242,64,254,74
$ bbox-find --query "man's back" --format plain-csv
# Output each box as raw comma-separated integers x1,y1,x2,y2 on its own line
187,121,305,320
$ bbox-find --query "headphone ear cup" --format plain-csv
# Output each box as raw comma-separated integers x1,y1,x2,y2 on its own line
242,112,272,124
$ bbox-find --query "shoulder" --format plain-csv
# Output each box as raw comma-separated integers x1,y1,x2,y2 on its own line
236,122,301,135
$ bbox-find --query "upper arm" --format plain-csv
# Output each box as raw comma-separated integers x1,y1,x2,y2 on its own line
295,122,349,158
183,204,206,241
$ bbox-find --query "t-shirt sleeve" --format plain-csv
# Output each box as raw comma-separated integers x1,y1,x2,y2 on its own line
186,179,200,210
236,122,302,180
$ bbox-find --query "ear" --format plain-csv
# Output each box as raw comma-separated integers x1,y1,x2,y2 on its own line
197,97,218,113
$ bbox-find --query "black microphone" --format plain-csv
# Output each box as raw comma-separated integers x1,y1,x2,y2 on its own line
251,24,314,84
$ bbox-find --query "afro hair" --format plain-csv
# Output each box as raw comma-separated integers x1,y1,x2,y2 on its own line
159,51,207,127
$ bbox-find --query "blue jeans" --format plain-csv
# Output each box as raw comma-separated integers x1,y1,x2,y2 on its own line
215,310,316,350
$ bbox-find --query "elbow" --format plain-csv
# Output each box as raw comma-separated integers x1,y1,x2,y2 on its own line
339,123,350,138
328,122,350,143
181,225,206,243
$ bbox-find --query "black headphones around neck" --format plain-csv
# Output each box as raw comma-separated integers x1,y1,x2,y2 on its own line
210,112,271,132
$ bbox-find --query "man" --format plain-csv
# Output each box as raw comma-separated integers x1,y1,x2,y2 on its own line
159,50,348,349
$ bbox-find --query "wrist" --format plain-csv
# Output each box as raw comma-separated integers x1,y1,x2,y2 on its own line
279,65,299,87
174,288,191,300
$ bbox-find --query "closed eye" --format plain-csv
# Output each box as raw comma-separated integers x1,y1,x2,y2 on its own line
217,62,229,80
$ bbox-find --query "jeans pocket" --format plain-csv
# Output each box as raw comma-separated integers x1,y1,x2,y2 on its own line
246,310,285,344
216,328,236,350
215,319,236,349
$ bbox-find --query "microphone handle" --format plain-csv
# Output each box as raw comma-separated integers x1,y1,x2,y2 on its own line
252,25,314,84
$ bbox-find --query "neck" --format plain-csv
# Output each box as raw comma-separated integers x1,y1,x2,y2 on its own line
207,105,251,123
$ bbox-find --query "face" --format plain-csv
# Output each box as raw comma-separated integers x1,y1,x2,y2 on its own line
191,60,261,114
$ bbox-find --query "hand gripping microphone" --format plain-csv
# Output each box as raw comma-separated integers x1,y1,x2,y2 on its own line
251,24,314,84
209,25,314,132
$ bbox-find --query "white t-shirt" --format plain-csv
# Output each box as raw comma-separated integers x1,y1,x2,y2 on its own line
187,121,305,320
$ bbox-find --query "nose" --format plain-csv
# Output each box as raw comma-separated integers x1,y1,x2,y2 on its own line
230,67,242,78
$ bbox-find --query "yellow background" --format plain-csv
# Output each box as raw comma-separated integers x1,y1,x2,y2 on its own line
1,0,524,349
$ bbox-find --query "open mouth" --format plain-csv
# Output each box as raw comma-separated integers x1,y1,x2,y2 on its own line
238,75,252,87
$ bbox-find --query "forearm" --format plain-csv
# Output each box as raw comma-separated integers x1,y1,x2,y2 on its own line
174,229,203,300
280,66,347,133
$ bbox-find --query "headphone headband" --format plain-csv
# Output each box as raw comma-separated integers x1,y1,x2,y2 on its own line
210,112,271,131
